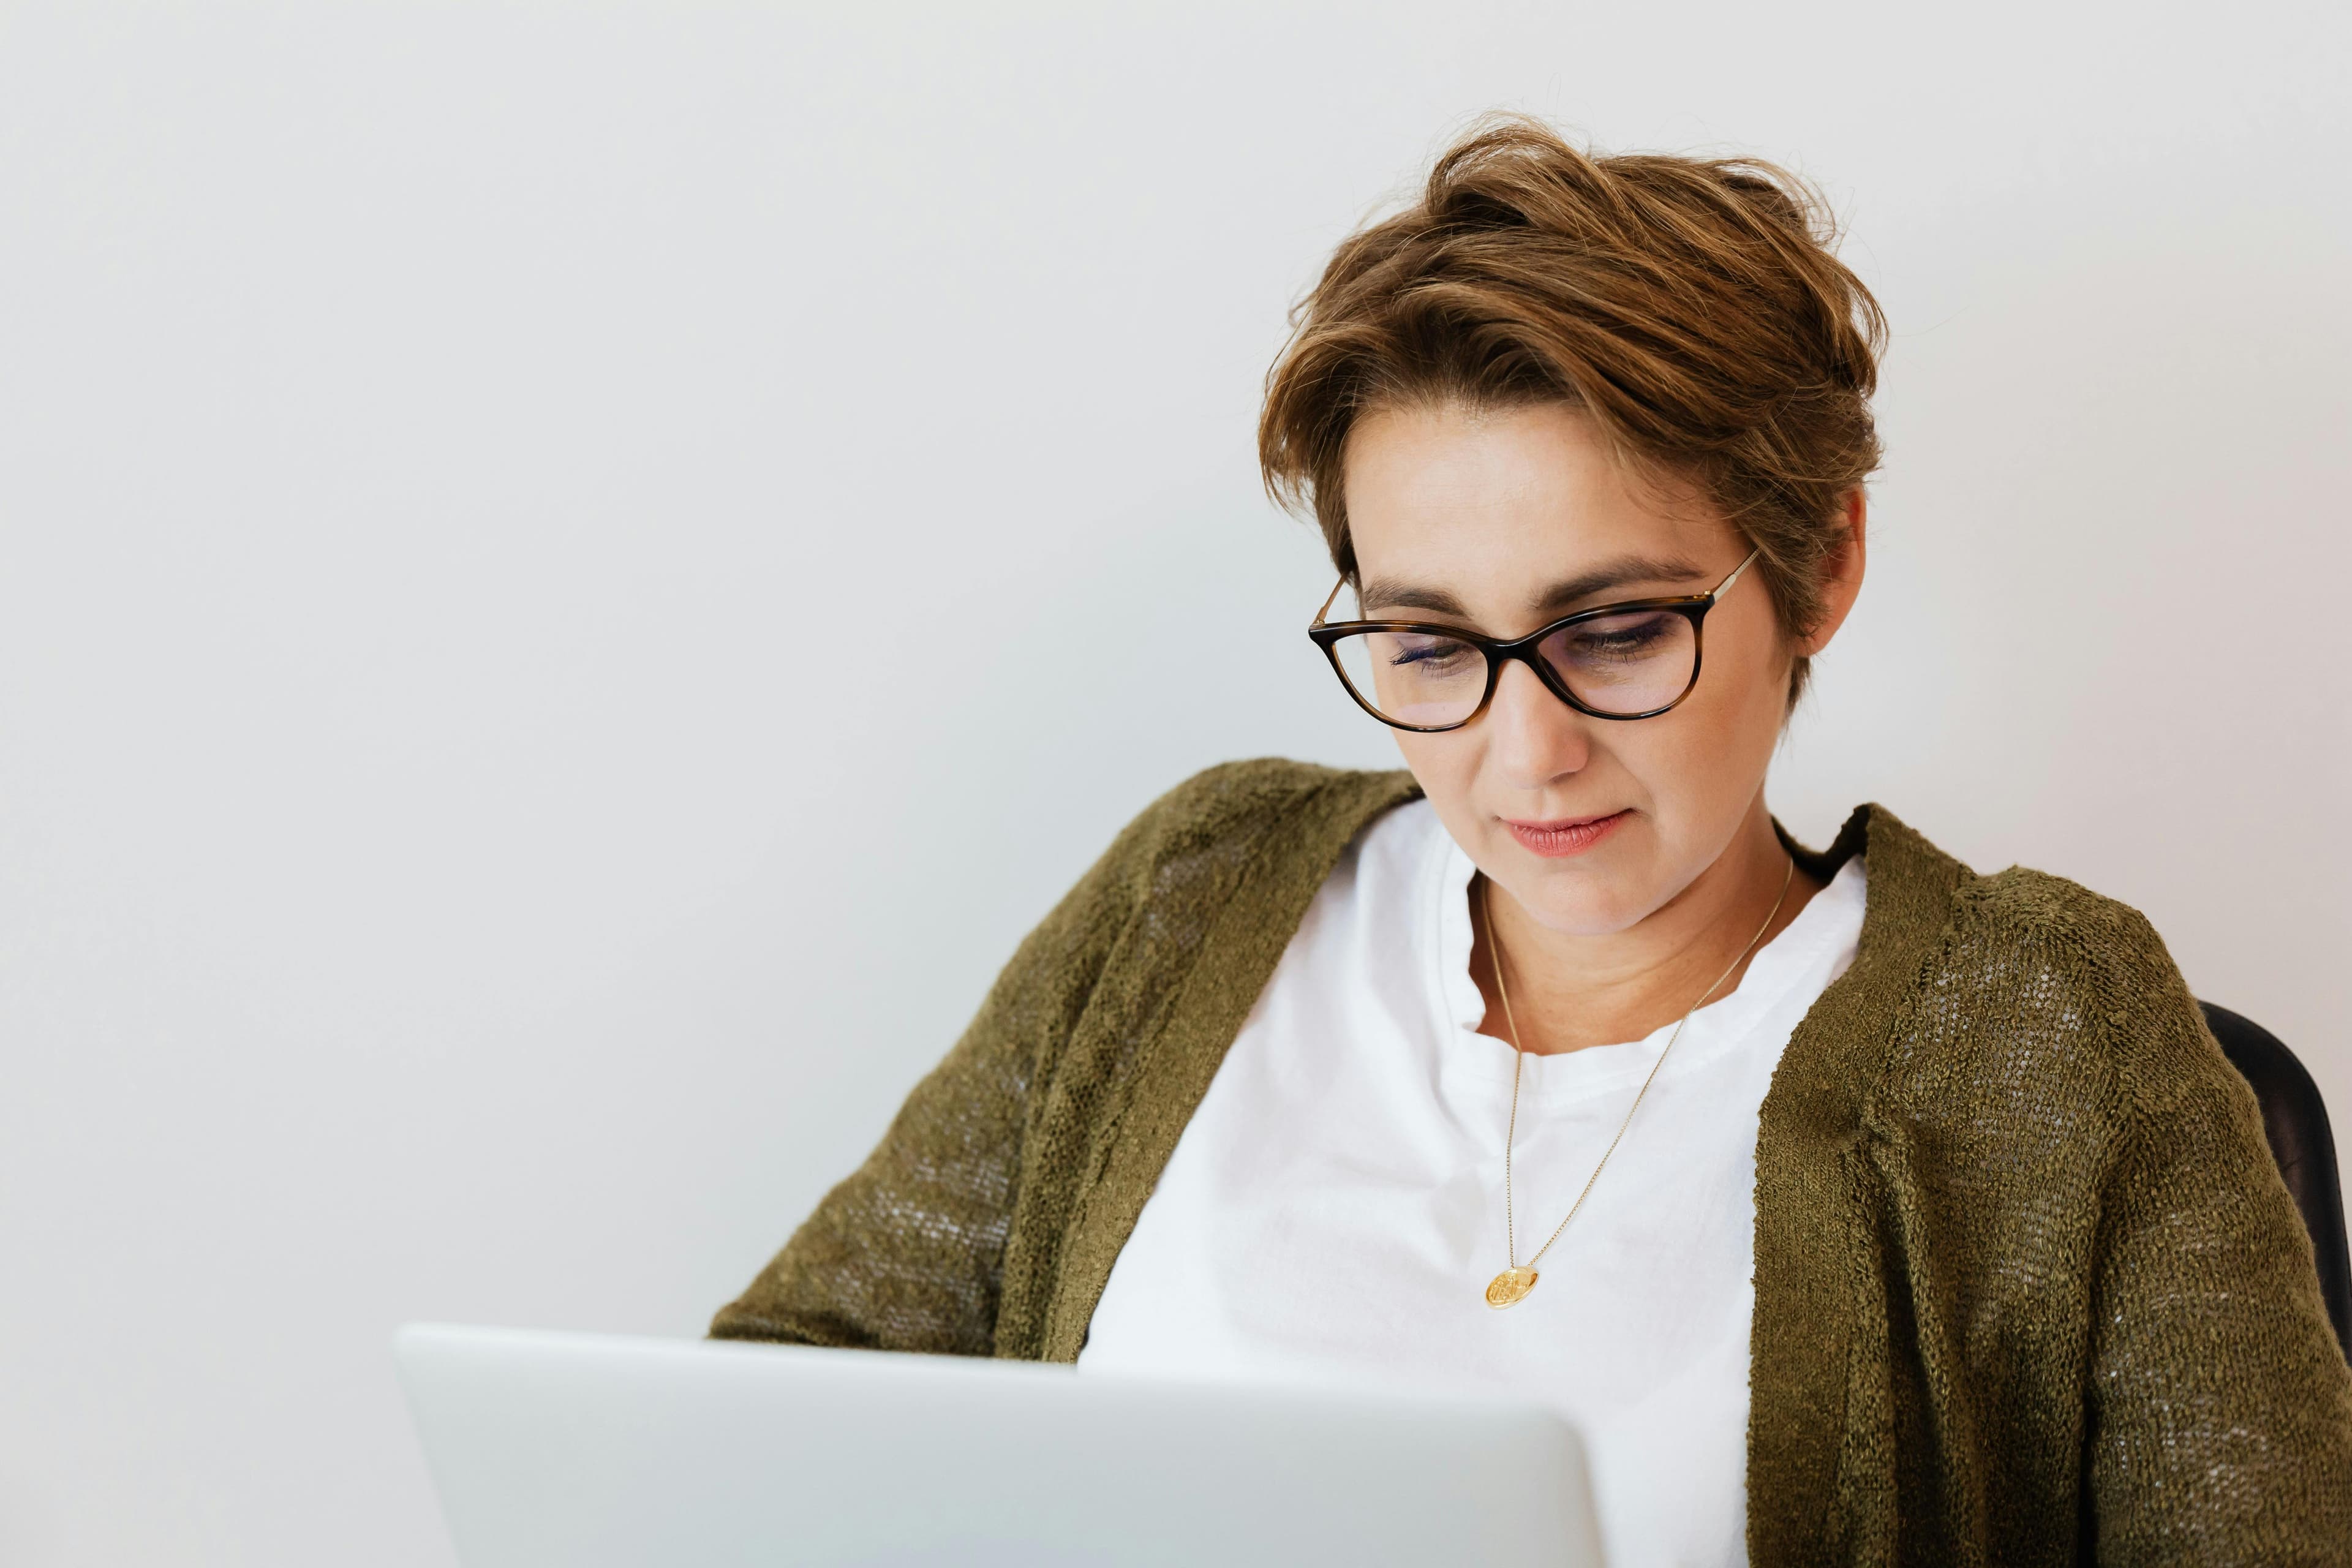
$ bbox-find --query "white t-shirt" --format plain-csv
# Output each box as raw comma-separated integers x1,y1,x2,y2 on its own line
1079,798,1868,1568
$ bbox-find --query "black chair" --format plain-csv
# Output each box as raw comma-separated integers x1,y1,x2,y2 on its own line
2199,1001,2352,1361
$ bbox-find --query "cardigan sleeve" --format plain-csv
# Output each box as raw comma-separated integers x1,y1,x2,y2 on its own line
2085,923,2352,1562
705,789,1162,1355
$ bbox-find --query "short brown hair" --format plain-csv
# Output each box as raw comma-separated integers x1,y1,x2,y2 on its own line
1259,115,1885,703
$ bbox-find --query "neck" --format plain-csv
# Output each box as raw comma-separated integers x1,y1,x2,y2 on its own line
1472,794,1819,1055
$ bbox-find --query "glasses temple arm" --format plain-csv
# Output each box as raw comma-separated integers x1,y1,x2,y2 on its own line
1311,575,1349,627
1711,547,1763,600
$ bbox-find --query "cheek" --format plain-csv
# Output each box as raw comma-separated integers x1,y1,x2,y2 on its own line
1390,729,1473,793
1581,614,1787,832
1626,715,1743,821
1389,730,1492,837
1648,629,1790,809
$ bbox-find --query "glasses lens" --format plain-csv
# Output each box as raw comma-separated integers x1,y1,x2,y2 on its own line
1331,629,1488,729
1538,608,1697,716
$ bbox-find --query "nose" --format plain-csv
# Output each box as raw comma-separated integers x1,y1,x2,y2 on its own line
1482,655,1592,790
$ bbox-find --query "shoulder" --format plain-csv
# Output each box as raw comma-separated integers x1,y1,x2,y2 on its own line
1015,760,1420,977
1959,859,2169,972
1856,805,2221,1116
1858,802,2186,1021
1134,757,1421,835
1099,759,1422,894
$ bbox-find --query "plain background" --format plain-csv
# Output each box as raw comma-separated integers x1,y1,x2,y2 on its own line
2,1,2346,1561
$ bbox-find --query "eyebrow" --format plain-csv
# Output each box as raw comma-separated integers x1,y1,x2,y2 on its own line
1356,554,1713,620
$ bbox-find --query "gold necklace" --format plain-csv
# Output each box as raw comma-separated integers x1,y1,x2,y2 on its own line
1479,856,1794,1310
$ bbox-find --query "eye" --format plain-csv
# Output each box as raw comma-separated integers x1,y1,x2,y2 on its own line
1556,611,1681,662
1387,633,1476,671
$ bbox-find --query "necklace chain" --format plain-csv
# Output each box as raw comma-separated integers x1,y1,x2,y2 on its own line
1484,855,1795,1277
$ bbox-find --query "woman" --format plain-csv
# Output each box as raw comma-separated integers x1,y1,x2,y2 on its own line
712,119,2352,1562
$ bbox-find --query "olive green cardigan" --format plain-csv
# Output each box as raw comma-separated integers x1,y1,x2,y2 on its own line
714,760,2352,1563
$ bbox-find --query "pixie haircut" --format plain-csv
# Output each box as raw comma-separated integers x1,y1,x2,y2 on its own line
1259,115,1886,704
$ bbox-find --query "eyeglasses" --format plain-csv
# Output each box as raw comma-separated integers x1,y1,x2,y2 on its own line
1307,548,1761,732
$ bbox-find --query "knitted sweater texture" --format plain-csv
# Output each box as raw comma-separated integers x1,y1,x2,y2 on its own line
713,760,2352,1564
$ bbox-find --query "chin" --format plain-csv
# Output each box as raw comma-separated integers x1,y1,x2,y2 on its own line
1518,889,1656,938
1493,846,1662,938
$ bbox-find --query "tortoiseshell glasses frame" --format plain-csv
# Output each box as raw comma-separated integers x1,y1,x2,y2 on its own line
1306,548,1762,732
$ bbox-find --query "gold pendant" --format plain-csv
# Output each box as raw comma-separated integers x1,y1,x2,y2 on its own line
1485,1267,1538,1309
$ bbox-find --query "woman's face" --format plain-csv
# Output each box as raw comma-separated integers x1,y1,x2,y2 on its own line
1340,401,1850,937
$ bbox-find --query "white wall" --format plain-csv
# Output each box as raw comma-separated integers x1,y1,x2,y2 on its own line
1,2,2345,1561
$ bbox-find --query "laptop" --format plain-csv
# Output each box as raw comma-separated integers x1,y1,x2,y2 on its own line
394,1323,1606,1567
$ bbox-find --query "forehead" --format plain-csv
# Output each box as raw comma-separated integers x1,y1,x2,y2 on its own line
1341,401,1727,576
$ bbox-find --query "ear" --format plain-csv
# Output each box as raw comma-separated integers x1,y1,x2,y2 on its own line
1795,489,1867,657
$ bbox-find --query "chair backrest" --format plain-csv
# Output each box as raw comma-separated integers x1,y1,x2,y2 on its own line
2199,1001,2352,1361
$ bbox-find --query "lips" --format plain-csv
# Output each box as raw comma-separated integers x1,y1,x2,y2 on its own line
1503,810,1630,858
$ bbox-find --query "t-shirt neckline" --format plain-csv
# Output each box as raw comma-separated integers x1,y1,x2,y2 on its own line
1417,804,1868,1103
